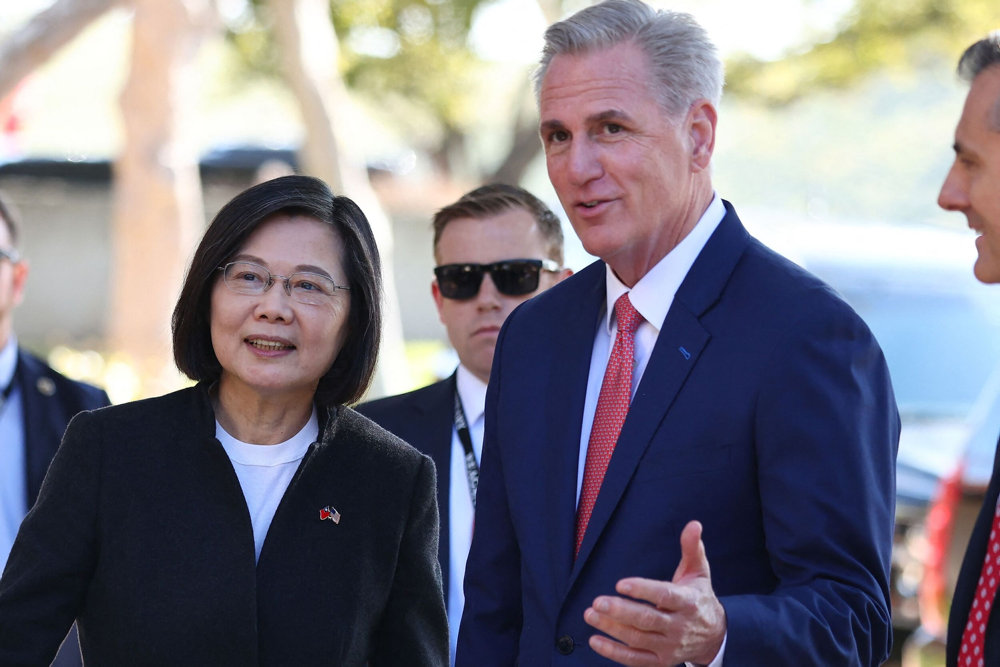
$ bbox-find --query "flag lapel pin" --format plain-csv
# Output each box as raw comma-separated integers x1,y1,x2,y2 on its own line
319,506,341,524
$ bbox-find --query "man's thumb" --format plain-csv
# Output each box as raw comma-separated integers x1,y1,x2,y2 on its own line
673,520,711,583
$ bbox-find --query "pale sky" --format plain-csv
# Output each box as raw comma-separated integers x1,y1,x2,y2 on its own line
470,0,854,63
4,0,852,63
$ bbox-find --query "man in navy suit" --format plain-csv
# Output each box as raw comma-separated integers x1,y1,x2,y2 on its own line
357,183,570,663
456,1,899,665
938,33,1000,667
0,192,110,665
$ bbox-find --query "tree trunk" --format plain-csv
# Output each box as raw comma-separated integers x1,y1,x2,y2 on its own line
108,0,217,398
267,0,411,399
0,0,123,101
484,0,562,185
486,80,542,185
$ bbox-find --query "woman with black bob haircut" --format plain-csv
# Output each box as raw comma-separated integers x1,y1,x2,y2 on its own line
173,174,381,406
0,175,448,666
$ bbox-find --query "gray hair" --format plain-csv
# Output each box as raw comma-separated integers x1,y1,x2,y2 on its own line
533,0,724,119
958,31,1000,82
957,31,1000,130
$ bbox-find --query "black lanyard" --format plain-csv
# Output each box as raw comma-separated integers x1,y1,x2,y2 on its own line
452,388,479,509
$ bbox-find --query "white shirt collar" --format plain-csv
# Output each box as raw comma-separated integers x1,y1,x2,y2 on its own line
0,337,17,389
455,364,488,425
216,407,318,463
602,194,725,333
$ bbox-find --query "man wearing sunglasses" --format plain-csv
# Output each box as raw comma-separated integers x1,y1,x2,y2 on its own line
358,183,571,663
457,2,899,666
0,192,109,666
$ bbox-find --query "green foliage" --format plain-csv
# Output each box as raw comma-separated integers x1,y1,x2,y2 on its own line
333,0,488,133
224,0,491,143
725,0,999,106
223,1,282,80
331,0,480,49
336,5,482,127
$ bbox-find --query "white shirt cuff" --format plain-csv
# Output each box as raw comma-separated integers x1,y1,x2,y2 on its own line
686,631,726,667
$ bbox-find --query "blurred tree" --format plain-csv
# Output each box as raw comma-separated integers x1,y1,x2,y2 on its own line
725,0,999,106
0,0,418,398
266,0,410,397
332,0,483,176
223,0,998,185
0,0,211,398
489,0,561,184
0,0,123,100
3,0,993,396
109,0,217,396
228,0,542,182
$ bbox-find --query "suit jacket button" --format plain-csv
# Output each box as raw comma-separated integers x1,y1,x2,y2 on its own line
556,635,574,655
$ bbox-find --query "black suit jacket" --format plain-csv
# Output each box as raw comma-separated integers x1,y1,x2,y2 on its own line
357,374,455,599
16,348,110,507
0,384,448,666
947,435,1000,666
13,348,109,667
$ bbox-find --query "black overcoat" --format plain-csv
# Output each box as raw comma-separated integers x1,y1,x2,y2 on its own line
0,383,448,666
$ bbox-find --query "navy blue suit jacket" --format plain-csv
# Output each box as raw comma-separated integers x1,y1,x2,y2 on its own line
456,203,900,666
16,348,110,509
357,375,454,599
947,435,1000,667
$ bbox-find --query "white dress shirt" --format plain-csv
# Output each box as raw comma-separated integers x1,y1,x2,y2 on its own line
576,194,727,667
0,337,27,575
448,364,486,665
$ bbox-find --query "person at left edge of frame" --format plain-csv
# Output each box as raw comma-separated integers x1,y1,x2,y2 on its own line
0,190,110,667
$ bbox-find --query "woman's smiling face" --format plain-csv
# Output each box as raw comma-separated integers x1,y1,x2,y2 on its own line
210,213,351,404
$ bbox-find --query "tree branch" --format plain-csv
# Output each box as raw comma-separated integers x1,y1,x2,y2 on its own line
0,0,125,101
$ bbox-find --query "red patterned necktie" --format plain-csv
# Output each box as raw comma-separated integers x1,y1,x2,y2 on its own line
959,499,1000,666
575,292,642,557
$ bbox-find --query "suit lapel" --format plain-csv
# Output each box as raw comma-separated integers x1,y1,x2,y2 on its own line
428,375,457,591
533,263,606,587
17,350,62,507
569,203,751,573
570,309,709,570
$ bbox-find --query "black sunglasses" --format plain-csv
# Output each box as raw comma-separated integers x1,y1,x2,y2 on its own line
434,258,560,300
